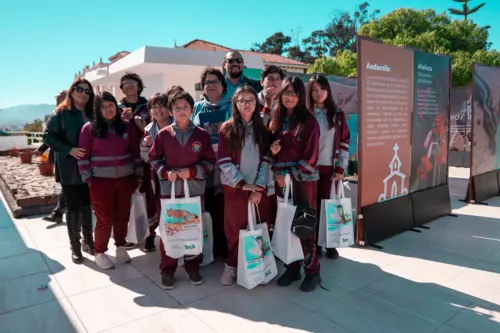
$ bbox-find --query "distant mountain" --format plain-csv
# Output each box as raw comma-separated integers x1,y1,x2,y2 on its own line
0,104,55,129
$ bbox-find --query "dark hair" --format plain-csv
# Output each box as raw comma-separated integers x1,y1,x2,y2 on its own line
307,74,337,129
166,85,184,96
261,65,285,81
91,92,127,139
200,67,227,98
168,91,195,110
147,93,169,111
270,76,308,137
223,85,269,155
119,72,145,95
56,78,94,120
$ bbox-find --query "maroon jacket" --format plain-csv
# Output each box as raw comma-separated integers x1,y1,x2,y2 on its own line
272,113,320,181
149,122,216,197
78,121,143,183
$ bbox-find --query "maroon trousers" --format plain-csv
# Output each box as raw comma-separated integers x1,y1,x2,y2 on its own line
278,179,320,275
158,194,204,275
223,186,269,268
90,176,137,254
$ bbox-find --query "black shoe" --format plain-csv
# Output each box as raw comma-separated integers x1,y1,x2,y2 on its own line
42,214,63,223
277,268,302,287
82,243,94,255
144,235,156,252
300,273,321,292
317,246,323,258
326,248,339,260
187,269,204,285
124,242,136,250
161,273,175,290
71,244,83,264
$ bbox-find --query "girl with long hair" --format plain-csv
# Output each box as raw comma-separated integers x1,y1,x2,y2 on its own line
78,92,143,269
43,78,95,264
270,76,321,292
307,74,350,260
218,85,272,286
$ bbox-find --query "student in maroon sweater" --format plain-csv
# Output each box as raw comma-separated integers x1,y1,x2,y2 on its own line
149,91,216,290
78,92,143,270
217,86,272,286
307,74,351,260
270,76,321,292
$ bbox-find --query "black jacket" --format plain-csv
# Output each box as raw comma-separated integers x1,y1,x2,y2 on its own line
43,108,88,185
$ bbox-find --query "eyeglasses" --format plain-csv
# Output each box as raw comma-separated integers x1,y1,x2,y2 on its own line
205,79,220,87
122,80,138,87
225,58,243,64
282,91,298,98
74,86,92,95
236,98,256,106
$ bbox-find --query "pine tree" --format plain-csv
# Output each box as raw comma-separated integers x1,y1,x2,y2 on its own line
448,0,485,20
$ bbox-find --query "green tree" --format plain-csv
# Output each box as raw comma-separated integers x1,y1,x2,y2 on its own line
307,50,357,77
448,0,485,20
23,119,43,132
250,32,292,55
358,8,498,86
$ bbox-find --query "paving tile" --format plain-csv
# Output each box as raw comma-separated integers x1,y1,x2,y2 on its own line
0,272,65,314
0,252,48,282
318,289,441,333
44,245,144,296
101,307,216,333
69,277,179,333
0,298,86,333
447,302,500,333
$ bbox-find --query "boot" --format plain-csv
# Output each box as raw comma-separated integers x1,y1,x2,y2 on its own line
80,206,94,255
277,267,302,287
66,209,83,264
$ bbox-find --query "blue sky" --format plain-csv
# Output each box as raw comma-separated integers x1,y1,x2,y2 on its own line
0,0,497,108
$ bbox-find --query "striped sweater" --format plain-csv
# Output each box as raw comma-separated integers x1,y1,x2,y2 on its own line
77,122,143,183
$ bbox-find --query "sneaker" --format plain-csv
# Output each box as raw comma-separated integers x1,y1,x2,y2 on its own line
124,242,136,250
220,265,236,286
326,248,339,260
82,243,95,256
300,273,321,292
116,247,132,264
42,214,63,223
144,235,156,252
71,246,83,264
95,253,114,269
277,268,302,287
161,273,175,290
187,270,204,285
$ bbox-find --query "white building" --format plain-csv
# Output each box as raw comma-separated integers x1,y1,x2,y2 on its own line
80,40,308,102
81,46,264,102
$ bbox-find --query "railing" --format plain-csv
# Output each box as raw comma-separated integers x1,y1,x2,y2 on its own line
0,131,44,150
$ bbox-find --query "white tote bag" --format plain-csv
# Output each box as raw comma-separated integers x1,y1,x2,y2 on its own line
318,181,354,248
200,211,214,266
159,180,204,259
237,202,278,290
271,174,304,264
126,190,150,244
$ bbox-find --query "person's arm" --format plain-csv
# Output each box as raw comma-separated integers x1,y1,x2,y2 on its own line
254,155,271,189
149,131,168,180
43,112,72,156
128,123,144,178
335,112,351,175
188,131,215,180
77,123,92,183
217,129,246,188
294,117,319,176
37,143,49,154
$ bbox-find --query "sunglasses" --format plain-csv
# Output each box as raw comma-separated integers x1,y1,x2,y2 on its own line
74,86,92,95
225,58,243,64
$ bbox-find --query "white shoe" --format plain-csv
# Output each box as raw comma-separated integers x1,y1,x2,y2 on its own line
116,247,131,264
95,253,114,270
220,264,236,286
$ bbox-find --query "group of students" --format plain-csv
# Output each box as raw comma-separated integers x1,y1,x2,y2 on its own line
42,50,350,293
